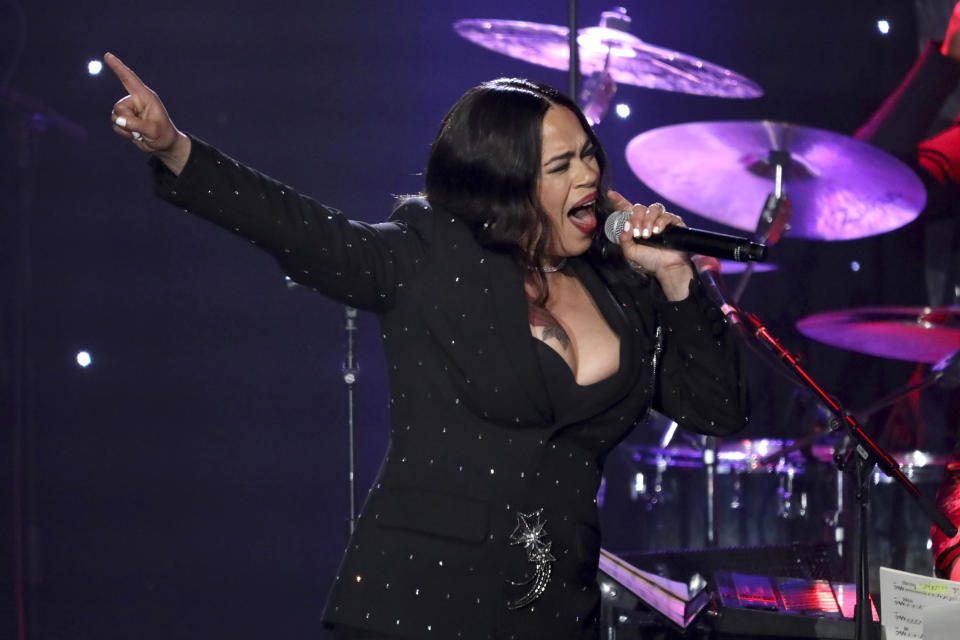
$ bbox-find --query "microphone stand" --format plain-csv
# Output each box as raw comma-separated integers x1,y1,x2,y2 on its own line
740,312,958,640
343,307,360,535
3,86,87,640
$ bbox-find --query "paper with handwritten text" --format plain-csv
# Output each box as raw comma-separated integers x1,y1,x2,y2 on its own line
879,566,960,639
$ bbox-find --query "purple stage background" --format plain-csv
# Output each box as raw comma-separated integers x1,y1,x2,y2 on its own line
2,1,951,638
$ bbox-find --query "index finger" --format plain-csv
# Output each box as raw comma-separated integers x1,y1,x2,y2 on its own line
104,52,149,96
605,189,632,212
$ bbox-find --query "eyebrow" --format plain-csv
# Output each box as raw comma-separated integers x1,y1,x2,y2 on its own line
542,141,594,167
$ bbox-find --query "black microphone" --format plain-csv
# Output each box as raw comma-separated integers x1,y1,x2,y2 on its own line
603,210,768,262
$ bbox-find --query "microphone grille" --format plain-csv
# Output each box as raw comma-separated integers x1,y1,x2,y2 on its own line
603,210,629,243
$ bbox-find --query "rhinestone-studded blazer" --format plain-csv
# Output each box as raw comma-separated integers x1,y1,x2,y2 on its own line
151,136,748,639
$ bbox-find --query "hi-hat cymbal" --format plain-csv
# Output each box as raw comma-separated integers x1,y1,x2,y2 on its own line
453,14,762,99
626,121,926,240
797,306,960,363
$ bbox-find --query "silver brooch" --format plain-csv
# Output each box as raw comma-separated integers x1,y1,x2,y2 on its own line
506,509,556,609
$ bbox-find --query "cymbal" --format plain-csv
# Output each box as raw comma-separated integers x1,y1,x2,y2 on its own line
453,15,762,99
717,259,777,275
626,121,926,240
797,306,960,363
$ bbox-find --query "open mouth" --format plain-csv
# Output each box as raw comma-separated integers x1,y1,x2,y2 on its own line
567,197,598,235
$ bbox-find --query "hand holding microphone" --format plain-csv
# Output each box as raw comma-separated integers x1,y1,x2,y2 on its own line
603,208,768,262
603,191,696,298
603,191,768,300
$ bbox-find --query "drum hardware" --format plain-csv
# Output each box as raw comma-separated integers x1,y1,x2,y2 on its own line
625,121,926,241
454,7,762,123
775,463,807,521
796,314,960,565
627,438,813,536
578,8,627,125
730,149,792,304
705,436,719,547
739,311,956,640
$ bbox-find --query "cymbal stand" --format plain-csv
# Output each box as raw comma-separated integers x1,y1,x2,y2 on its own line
740,312,957,640
704,435,719,547
732,152,792,305
579,8,633,125
579,49,616,126
850,350,960,422
567,0,580,99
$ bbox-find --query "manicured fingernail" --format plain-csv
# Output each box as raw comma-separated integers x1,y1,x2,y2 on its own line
632,227,641,238
623,221,631,233
115,116,127,128
642,228,651,238
131,131,143,141
652,226,660,234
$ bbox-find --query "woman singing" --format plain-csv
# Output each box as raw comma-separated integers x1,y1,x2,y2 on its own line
105,53,747,639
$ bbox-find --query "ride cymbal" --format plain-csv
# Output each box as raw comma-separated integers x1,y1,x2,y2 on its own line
626,121,926,240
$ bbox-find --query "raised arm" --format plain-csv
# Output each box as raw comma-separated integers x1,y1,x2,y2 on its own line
105,52,192,175
104,53,434,311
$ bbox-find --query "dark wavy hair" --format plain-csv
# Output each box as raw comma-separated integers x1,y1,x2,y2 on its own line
424,78,611,303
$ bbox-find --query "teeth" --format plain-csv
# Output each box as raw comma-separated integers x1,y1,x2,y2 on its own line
569,198,595,215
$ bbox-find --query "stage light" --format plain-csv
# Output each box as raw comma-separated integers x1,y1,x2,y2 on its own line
633,472,646,495
76,351,92,368
877,20,890,35
850,261,860,272
87,60,103,75
615,103,631,119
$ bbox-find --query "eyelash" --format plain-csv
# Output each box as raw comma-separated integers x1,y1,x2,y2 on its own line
548,147,597,174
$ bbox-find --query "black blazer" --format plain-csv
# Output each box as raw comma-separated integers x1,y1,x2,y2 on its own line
153,137,748,639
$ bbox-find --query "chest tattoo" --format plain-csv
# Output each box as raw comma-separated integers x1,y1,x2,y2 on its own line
527,301,571,350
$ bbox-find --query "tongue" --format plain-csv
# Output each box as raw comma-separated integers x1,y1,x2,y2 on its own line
568,206,597,233
569,206,593,220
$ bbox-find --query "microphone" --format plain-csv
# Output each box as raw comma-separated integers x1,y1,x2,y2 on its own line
603,210,768,262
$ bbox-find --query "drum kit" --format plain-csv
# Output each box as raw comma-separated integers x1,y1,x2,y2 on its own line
454,5,960,582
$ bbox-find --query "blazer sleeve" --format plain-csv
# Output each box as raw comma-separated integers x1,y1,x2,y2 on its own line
150,135,436,311
652,277,749,437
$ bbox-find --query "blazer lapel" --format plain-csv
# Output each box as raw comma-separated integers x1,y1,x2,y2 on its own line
486,249,555,426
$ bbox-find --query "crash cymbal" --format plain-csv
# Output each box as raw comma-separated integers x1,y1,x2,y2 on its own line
797,306,960,363
626,121,926,240
453,10,762,99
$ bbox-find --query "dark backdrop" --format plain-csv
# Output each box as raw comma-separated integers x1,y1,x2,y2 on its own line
2,1,944,638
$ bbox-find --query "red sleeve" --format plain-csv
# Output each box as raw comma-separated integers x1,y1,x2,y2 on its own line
918,120,960,185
